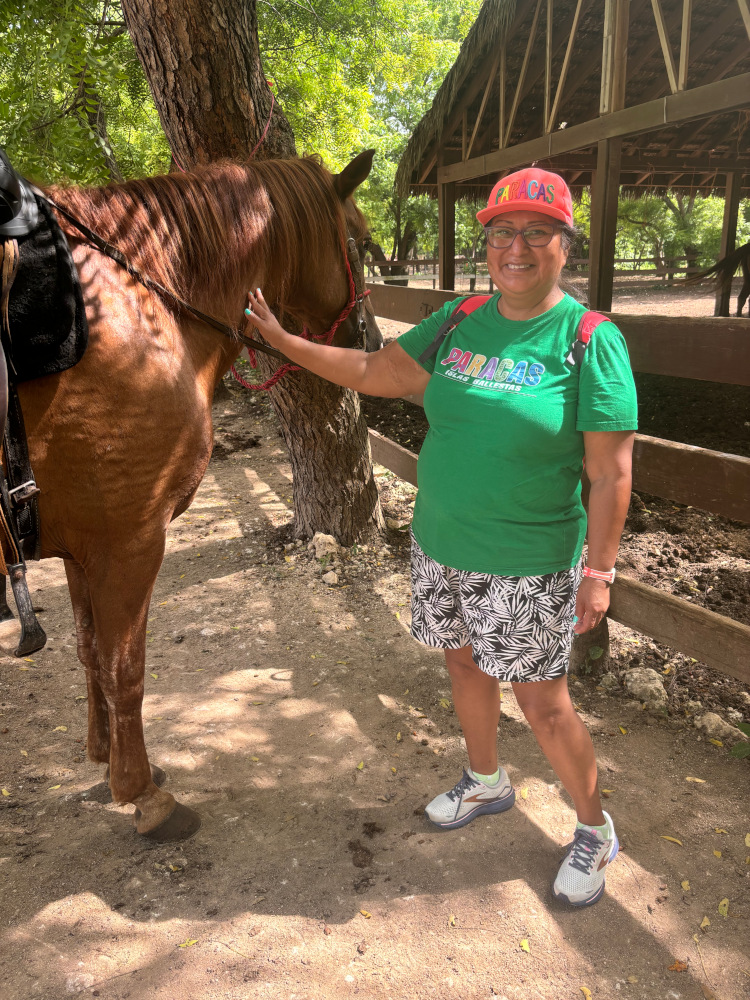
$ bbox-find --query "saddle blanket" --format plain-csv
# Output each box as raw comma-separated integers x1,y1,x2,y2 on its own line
6,194,88,383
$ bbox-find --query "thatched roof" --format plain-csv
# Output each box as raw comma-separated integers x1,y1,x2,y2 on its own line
394,0,517,195
396,0,750,199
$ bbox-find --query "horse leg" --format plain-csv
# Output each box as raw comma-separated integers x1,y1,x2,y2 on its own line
85,549,200,841
66,558,166,802
737,274,750,317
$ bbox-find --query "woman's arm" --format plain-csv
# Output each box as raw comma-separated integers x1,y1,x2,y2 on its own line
574,429,635,634
244,288,430,399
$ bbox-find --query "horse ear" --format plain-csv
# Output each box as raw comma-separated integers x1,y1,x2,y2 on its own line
333,150,375,200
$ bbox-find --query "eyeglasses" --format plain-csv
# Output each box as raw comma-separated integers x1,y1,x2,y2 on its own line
483,223,562,249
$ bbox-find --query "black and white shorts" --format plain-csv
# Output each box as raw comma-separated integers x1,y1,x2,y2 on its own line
410,532,583,683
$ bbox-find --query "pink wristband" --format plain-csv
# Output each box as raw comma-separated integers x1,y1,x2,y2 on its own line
583,566,616,584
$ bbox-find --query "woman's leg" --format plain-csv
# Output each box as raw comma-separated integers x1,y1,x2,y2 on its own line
511,675,605,827
444,645,501,776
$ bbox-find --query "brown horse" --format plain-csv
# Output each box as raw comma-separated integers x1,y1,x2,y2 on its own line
687,241,750,316
11,150,380,841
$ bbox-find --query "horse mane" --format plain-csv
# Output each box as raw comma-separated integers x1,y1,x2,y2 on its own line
48,156,348,320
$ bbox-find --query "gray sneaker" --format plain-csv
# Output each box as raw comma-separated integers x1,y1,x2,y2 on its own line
425,768,515,830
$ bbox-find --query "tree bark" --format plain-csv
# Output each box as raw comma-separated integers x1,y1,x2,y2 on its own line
120,0,382,543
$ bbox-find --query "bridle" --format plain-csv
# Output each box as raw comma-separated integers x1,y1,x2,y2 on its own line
38,189,371,388
233,230,371,391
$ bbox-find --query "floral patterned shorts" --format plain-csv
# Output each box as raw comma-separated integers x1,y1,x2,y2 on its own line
409,532,583,683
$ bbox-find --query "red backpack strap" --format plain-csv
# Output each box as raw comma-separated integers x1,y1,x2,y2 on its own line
567,310,609,367
417,294,493,365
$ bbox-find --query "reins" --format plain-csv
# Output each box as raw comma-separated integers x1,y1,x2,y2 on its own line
39,187,370,388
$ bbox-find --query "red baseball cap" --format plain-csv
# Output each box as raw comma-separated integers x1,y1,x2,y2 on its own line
476,167,573,226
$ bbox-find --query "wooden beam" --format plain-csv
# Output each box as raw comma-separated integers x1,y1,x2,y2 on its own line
650,0,678,93
715,172,742,316
601,0,630,114
678,0,692,91
550,152,750,172
467,55,500,161
506,0,544,146
438,180,456,291
499,44,506,147
461,111,467,161
608,577,750,684
366,284,750,385
544,0,554,132
366,428,750,684
588,138,622,310
547,0,586,131
632,435,750,522
737,0,750,40
438,73,750,184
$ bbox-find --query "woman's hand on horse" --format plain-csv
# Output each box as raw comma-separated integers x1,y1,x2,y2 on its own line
244,288,429,399
245,288,286,344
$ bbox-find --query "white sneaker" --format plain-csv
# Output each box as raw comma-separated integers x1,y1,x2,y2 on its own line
425,768,515,830
553,811,619,907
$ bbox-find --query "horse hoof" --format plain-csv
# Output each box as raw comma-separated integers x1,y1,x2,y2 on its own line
138,802,202,843
77,764,167,805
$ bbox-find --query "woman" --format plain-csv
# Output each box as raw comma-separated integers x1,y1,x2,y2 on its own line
245,166,637,908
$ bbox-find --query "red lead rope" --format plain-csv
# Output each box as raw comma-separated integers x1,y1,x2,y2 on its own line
230,236,369,392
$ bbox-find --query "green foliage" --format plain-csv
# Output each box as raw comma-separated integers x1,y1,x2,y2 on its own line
1,0,169,183
729,722,750,759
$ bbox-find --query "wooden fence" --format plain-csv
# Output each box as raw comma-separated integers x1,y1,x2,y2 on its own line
366,282,750,685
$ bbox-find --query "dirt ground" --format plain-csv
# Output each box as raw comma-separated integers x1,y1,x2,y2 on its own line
1,284,749,1000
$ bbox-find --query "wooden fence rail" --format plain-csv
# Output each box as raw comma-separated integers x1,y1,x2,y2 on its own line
366,282,750,682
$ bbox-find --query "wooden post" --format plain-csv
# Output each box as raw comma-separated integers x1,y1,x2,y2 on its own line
438,181,456,291
588,138,622,310
715,172,741,316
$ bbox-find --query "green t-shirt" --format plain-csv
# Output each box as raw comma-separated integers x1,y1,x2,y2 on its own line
397,292,638,576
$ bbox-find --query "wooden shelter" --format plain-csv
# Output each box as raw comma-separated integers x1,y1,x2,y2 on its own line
395,0,750,311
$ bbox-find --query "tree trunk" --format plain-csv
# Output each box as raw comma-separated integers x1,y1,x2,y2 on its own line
120,0,382,543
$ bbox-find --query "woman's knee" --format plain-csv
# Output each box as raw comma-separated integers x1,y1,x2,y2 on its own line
444,646,487,684
513,678,574,733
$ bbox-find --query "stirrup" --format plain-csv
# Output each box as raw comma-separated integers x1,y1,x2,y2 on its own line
6,562,46,656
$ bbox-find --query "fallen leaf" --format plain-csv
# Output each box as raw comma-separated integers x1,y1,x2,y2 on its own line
395,611,400,620
356,761,364,770
391,767,397,774
718,898,729,917
619,725,628,735
708,738,723,747
714,828,728,834
150,673,158,680
685,776,706,783
448,915,456,927
520,939,530,953
48,784,61,790
439,698,451,710
681,880,691,891
251,756,260,762
251,701,264,705
75,695,86,701
19,750,27,757
359,910,371,919
312,681,320,687
169,864,182,872
1,788,9,796
661,836,683,846
601,789,613,797
700,916,710,931
669,961,688,972
520,787,529,800
53,726,67,732
627,976,638,984
589,646,604,660
336,661,348,665
713,850,722,858
178,939,198,948
396,732,402,742
745,833,750,847
580,989,592,1000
